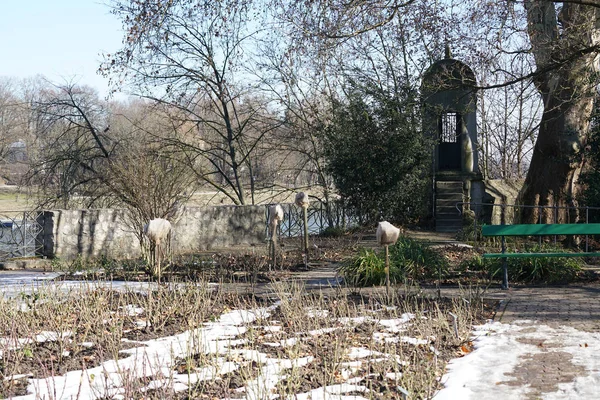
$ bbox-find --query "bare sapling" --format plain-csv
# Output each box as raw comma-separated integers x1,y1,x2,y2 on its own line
295,192,310,269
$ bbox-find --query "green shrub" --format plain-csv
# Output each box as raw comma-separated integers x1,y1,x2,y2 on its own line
319,226,346,238
461,246,584,284
339,248,398,286
321,83,430,224
340,237,448,287
458,253,489,272
506,257,582,284
51,255,87,274
389,236,448,279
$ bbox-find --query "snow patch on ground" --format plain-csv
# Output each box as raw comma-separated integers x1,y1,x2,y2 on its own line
435,320,600,400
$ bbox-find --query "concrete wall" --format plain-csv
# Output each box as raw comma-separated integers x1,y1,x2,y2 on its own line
41,205,267,260
173,205,266,254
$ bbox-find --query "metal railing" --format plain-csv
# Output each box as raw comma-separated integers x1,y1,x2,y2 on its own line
264,200,361,238
457,202,600,223
0,211,45,261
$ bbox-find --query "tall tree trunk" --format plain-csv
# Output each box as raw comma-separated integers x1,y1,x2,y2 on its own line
520,83,593,222
519,1,599,223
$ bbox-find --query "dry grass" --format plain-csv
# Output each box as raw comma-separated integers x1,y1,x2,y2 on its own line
187,189,300,207
0,185,305,212
0,278,495,399
0,186,36,211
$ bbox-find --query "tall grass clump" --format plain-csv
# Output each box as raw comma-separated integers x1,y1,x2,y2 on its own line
340,237,448,287
461,245,584,284
390,236,448,279
338,248,393,286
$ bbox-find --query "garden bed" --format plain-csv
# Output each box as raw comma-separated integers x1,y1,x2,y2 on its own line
0,278,496,399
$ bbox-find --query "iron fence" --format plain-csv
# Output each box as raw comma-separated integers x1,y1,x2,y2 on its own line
0,211,45,261
265,200,361,238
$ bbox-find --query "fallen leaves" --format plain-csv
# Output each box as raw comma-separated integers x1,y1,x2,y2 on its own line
457,341,474,356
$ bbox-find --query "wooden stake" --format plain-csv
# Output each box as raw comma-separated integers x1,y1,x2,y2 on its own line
270,224,277,270
385,244,390,299
303,205,309,268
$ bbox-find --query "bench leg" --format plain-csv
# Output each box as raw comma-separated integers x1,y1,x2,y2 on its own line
501,236,509,290
502,257,509,290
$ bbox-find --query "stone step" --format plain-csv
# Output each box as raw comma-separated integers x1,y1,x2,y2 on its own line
437,200,463,207
436,181,463,187
436,213,462,221
435,188,464,196
1,258,51,271
436,202,463,210
435,198,463,206
436,182,463,188
435,181,464,233
436,216,462,223
436,225,462,233
435,192,462,200
436,218,462,233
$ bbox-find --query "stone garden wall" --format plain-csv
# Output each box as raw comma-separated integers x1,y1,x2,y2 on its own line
40,205,267,260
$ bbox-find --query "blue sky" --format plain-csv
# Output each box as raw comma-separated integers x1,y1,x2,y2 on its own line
0,1,124,98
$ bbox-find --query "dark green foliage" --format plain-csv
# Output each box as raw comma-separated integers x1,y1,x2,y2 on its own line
321,83,430,224
461,247,583,284
339,248,392,287
579,106,600,222
390,236,448,279
339,237,448,286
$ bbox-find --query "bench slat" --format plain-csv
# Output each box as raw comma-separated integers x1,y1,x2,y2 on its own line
482,223,600,237
483,252,600,258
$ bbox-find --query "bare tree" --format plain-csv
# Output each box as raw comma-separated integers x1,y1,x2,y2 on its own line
28,83,195,276
29,84,114,208
478,69,542,180
0,77,38,184
519,1,600,222
272,0,600,223
102,0,281,205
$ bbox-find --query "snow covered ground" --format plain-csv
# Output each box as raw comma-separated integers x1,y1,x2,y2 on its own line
5,300,417,399
435,319,600,399
5,270,599,399
0,271,420,399
0,270,211,298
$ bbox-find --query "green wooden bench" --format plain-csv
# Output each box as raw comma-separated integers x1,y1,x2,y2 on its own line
481,223,600,289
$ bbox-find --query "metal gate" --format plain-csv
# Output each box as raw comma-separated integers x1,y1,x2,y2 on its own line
265,201,360,238
0,211,45,261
